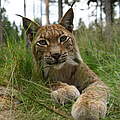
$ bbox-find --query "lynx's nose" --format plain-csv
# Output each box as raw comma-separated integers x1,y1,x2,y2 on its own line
51,53,61,60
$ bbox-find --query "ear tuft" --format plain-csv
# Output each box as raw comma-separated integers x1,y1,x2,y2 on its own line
71,1,76,8
16,14,40,42
59,8,74,32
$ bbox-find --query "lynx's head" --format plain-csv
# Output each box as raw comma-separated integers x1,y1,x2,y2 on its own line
21,8,82,68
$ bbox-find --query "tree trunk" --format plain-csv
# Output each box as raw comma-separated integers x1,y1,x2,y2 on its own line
64,0,68,4
104,0,113,43
0,21,3,45
100,0,103,41
40,0,43,25
118,0,120,19
100,0,103,24
33,0,35,19
0,0,3,45
104,0,112,25
24,0,30,48
45,0,50,24
58,0,63,21
24,0,26,17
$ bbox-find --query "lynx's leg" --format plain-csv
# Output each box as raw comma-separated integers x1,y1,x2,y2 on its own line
51,82,80,105
71,81,109,120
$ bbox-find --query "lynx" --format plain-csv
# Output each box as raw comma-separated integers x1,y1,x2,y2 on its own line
20,8,109,120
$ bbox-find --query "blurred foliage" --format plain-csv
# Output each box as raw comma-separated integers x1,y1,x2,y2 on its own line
0,7,20,44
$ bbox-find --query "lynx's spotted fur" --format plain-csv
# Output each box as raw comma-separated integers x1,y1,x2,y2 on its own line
21,8,109,120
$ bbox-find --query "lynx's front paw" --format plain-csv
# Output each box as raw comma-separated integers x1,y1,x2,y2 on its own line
51,83,80,105
71,95,107,120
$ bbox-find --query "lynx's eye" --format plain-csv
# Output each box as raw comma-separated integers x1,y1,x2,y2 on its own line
37,40,48,46
59,35,68,43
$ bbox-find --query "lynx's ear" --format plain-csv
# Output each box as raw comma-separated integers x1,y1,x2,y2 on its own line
59,8,74,32
17,14,40,42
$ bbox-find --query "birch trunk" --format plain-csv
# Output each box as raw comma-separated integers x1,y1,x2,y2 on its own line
45,0,50,24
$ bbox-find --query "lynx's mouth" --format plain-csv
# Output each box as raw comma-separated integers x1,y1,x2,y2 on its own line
45,58,66,65
44,52,67,65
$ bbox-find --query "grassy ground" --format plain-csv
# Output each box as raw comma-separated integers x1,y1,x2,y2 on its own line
0,26,120,120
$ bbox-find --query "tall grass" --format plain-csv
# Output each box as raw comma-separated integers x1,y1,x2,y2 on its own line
75,26,120,120
0,25,120,120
